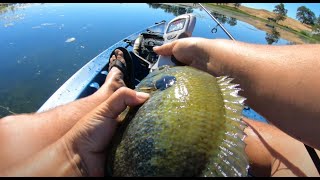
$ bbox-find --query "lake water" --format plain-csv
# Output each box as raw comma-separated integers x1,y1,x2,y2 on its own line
0,3,301,117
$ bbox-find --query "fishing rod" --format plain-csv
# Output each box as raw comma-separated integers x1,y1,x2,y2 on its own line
198,3,235,41
199,3,320,174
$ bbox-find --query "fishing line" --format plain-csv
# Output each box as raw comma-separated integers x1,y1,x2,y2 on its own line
198,3,235,40
194,9,218,35
0,105,16,115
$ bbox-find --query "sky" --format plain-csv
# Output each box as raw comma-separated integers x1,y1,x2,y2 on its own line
242,3,320,20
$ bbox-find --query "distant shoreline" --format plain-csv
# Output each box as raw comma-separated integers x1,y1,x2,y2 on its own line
0,3,12,7
1,3,319,44
163,3,319,43
205,4,319,43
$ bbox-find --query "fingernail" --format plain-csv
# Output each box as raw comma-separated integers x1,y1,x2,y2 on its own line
153,46,159,51
136,92,150,100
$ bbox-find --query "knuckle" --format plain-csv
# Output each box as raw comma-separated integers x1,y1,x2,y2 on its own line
117,87,132,97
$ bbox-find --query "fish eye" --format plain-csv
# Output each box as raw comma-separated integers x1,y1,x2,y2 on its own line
155,75,176,91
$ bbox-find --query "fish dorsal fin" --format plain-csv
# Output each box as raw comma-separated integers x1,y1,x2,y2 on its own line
202,76,249,177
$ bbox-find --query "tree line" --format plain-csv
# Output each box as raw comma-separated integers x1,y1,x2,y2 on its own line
210,11,281,45
266,3,319,34
216,3,320,34
146,3,193,17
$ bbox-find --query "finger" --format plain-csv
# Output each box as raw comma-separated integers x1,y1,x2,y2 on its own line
98,87,149,119
65,87,149,152
153,40,177,56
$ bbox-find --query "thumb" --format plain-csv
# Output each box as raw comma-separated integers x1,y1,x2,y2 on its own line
97,87,150,120
65,87,149,152
61,87,150,176
153,40,177,56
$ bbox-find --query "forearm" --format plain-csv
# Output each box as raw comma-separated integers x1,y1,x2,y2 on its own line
203,39,320,148
37,92,108,137
243,118,320,177
33,75,118,140
0,140,82,177
0,92,107,170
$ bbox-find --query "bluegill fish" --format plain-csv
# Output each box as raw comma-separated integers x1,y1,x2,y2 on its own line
107,66,249,177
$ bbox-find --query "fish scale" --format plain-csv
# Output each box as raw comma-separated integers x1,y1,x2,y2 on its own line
107,66,249,177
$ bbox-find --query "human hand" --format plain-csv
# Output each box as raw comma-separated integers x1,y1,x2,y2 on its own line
153,37,213,74
60,87,150,176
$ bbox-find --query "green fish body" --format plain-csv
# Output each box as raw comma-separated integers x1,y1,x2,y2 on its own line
107,66,249,177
